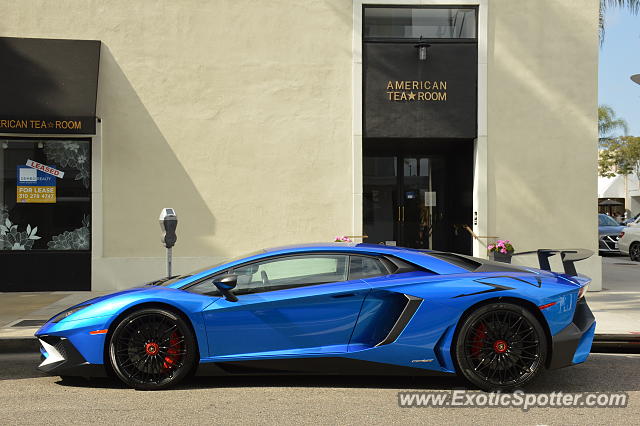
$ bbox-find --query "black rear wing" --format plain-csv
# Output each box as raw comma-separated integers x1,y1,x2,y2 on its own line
513,249,594,276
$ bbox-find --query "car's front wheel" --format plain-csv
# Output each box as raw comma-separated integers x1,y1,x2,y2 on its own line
629,242,640,261
108,308,196,390
454,302,547,391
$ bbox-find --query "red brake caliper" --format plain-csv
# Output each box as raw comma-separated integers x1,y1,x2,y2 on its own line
470,323,487,358
162,331,182,370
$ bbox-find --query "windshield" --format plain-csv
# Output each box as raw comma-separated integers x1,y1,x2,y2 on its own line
151,249,267,286
599,214,619,227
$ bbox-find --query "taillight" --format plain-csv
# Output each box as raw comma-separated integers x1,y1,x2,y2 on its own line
619,231,625,238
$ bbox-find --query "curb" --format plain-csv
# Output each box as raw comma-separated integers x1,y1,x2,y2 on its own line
0,337,40,354
592,333,640,353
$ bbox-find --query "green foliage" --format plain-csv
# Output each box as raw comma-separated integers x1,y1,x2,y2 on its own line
599,136,640,180
600,0,640,45
599,105,628,144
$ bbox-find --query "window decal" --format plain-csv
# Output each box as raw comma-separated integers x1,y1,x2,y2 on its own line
47,215,90,250
43,141,90,189
0,204,41,250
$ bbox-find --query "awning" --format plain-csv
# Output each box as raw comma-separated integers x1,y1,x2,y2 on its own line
0,37,101,135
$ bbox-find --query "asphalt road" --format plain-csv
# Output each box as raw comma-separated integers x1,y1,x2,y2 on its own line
0,352,638,425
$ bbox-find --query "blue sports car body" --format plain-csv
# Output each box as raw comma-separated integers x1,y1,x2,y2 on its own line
35,243,596,390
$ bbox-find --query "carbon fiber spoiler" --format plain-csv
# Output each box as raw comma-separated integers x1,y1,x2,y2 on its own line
513,249,594,276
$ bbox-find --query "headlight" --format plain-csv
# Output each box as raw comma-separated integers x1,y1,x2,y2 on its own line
49,304,92,323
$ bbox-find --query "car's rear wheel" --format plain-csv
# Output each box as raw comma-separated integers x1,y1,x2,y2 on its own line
629,242,640,261
454,302,547,391
108,308,196,390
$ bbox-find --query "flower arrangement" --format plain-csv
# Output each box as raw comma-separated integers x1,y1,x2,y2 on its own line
334,236,353,243
487,240,514,254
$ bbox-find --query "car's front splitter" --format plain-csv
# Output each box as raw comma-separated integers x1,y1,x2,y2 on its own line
547,298,596,370
38,335,107,378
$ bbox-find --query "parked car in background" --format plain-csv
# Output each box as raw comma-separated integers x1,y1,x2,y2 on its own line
625,216,640,227
618,227,640,261
598,214,625,253
623,212,640,226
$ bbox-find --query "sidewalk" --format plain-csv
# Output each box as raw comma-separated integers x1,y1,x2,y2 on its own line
1,257,638,353
0,291,110,352
585,255,640,345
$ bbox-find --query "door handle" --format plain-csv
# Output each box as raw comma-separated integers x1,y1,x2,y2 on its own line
397,206,401,222
401,206,405,222
331,293,355,298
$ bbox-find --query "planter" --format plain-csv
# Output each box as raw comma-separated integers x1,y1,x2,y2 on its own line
489,252,512,264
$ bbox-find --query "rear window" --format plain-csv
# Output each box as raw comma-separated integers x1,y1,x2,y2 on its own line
427,252,482,271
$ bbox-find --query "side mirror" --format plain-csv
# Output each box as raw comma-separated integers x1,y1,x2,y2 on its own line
213,274,238,302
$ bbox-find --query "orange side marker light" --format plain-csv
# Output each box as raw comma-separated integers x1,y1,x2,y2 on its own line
538,302,557,310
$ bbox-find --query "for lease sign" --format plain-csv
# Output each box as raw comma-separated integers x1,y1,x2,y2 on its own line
16,166,56,203
25,159,65,179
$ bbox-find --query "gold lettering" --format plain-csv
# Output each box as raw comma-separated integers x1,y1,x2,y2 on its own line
412,81,418,90
386,91,394,100
394,81,403,90
417,92,425,101
386,81,393,90
399,92,407,101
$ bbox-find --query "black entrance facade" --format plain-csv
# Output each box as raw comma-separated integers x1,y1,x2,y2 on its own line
361,6,478,254
363,139,473,253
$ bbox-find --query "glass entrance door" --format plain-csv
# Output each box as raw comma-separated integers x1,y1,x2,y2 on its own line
400,156,443,249
364,155,445,249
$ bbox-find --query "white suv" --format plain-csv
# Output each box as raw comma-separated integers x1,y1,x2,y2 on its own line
618,227,640,261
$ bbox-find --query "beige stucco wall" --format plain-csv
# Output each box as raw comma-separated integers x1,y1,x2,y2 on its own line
0,0,355,288
0,0,601,289
486,0,602,286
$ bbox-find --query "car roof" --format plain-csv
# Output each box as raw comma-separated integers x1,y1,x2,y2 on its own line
263,242,425,256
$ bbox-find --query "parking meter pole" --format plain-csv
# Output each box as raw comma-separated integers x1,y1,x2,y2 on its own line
159,208,178,279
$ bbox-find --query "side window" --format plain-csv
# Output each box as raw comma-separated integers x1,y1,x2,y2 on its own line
187,254,349,297
233,255,348,294
349,256,388,280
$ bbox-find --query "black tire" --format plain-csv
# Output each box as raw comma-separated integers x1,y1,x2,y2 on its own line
454,302,547,391
108,308,196,390
629,242,640,261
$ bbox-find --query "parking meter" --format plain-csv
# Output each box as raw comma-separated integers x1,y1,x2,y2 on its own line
159,208,178,277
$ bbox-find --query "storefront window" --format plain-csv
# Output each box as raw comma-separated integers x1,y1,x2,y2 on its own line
0,138,91,251
364,7,477,39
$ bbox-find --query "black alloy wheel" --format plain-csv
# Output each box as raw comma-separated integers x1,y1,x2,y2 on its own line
629,242,640,261
454,302,547,391
109,308,196,390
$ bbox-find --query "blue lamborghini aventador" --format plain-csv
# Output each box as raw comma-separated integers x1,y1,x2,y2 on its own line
35,243,596,391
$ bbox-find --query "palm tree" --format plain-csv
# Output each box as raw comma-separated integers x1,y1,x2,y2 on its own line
600,0,640,45
599,105,628,145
